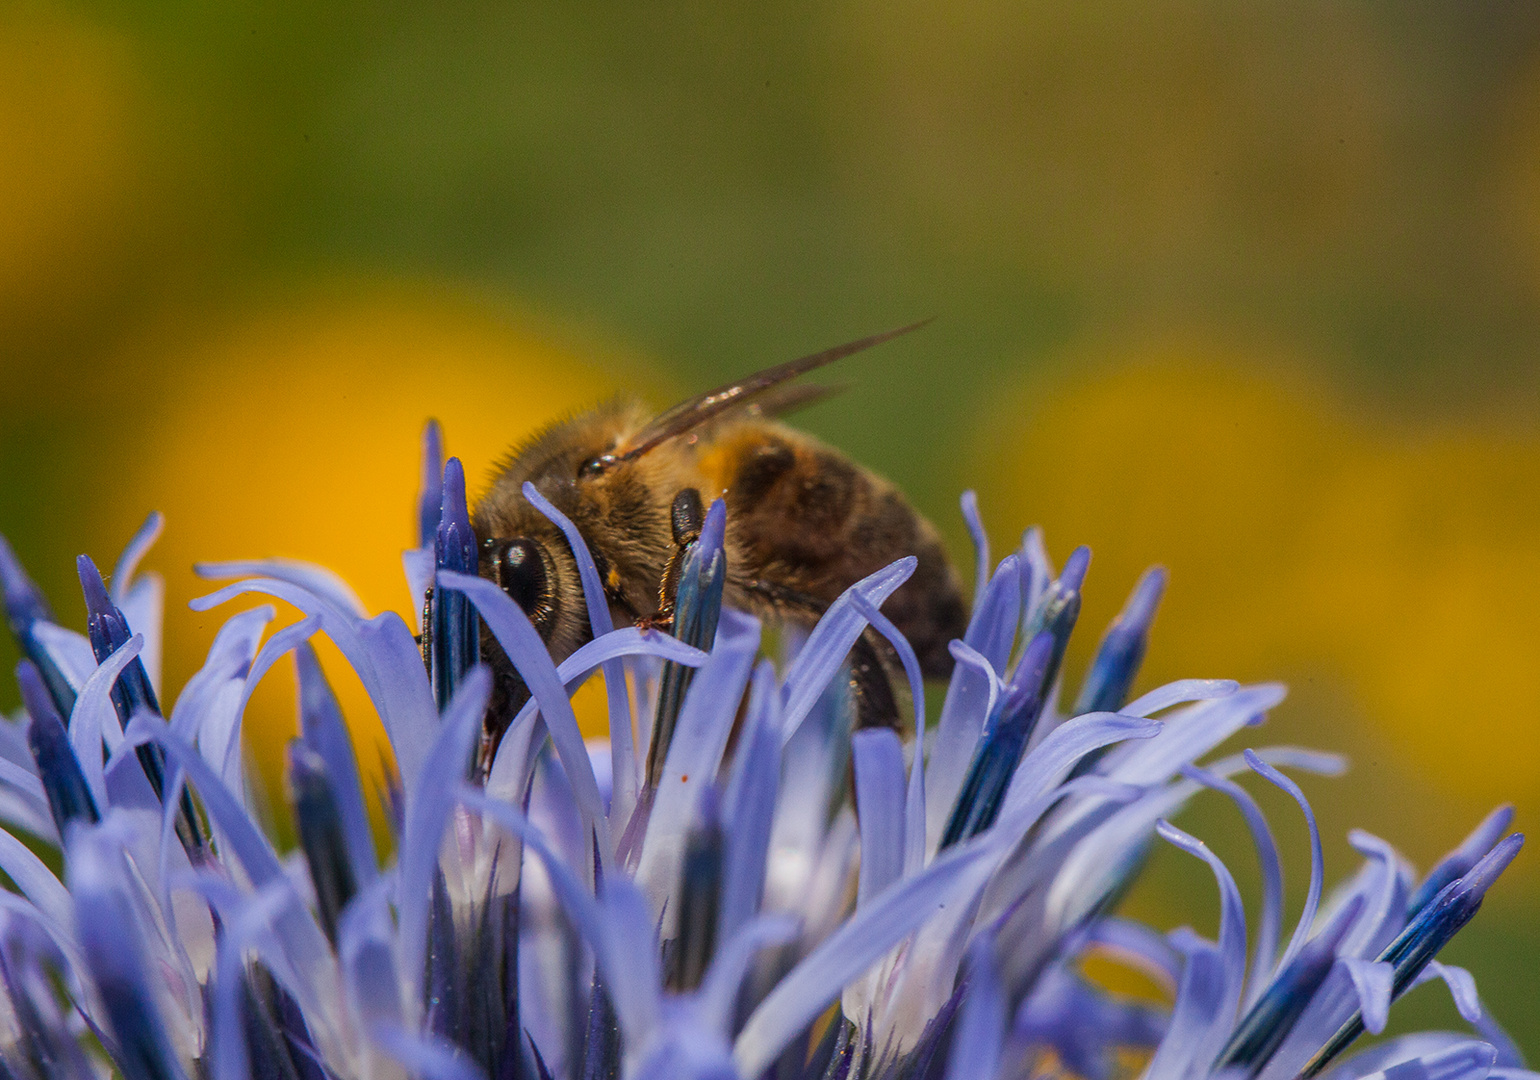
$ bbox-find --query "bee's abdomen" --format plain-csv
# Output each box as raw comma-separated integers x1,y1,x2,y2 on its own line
720,427,967,677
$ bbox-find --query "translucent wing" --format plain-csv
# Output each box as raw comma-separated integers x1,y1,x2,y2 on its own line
608,321,930,466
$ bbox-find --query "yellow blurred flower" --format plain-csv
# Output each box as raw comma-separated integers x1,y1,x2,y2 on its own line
110,285,640,815
975,344,1540,808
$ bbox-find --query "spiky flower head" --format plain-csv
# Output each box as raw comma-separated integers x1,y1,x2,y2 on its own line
0,420,1525,1080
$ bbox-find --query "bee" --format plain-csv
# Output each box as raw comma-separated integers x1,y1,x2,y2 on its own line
470,324,969,756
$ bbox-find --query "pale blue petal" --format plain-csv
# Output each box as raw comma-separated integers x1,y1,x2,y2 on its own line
336,877,403,1034
296,640,377,889
109,511,164,605
925,638,1005,855
697,914,798,1034
122,712,284,886
944,935,1006,1080
403,546,435,631
598,874,665,1042
636,608,759,925
32,621,98,694
1124,677,1240,718
852,728,906,906
1103,682,1285,786
0,828,71,936
213,613,321,795
1000,710,1161,821
1313,1035,1484,1080
462,790,662,1046
1342,957,1394,1034
520,481,641,830
191,577,387,727
168,605,271,742
1416,962,1482,1024
67,827,190,1080
359,611,438,792
718,662,781,944
1156,821,1248,1037
966,553,1024,673
1339,831,1415,961
396,666,490,1015
1182,762,1285,1012
374,1023,489,1080
779,557,915,743
959,490,990,607
440,569,613,871
846,591,928,874
733,835,996,1078
68,632,143,808
196,558,368,619
1332,1041,1497,1080
1247,749,1325,976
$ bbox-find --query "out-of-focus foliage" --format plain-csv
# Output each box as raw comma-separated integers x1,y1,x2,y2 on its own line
2,0,1538,1053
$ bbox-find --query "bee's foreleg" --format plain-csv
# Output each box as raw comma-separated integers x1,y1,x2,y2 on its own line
637,487,705,632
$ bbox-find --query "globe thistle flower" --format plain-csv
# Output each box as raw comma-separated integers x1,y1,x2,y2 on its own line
0,422,1525,1080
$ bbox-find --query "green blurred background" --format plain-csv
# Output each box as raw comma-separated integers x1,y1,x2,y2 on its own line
3,0,1538,1054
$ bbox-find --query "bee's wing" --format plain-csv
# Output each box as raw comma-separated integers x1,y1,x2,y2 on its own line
613,320,930,463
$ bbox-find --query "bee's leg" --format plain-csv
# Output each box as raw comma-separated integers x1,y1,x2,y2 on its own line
738,577,910,734
636,487,705,632
849,629,904,732
417,585,434,668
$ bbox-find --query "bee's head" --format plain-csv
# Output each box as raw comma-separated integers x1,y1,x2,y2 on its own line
475,530,591,753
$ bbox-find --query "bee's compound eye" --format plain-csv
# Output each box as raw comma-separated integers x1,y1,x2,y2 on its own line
491,538,550,616
578,453,616,479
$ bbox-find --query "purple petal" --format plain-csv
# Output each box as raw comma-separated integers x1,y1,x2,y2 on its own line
337,877,403,1033
1417,962,1482,1024
0,828,71,933
1083,917,1181,992
1002,710,1161,818
462,790,662,1045
1309,1035,1485,1080
1103,683,1285,786
168,606,271,742
211,614,321,795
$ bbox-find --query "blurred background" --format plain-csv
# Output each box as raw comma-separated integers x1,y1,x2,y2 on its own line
3,0,1539,1053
